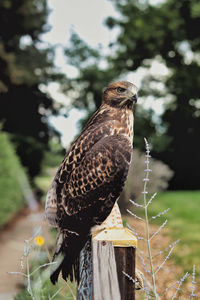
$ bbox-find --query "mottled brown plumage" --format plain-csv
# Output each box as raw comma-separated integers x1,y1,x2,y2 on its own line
45,81,138,284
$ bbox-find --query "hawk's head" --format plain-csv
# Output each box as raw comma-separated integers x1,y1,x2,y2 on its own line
102,81,138,109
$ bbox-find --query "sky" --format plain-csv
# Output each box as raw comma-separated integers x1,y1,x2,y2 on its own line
42,0,119,146
43,0,167,147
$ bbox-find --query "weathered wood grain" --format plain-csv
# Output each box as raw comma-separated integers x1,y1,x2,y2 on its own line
93,240,121,300
115,247,135,300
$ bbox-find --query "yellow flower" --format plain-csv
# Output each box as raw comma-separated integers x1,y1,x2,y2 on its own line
34,235,45,246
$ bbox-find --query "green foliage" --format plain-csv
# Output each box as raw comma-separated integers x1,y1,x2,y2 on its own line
34,138,65,197
143,190,200,272
106,0,200,189
16,285,76,300
41,139,65,169
0,131,27,227
64,32,117,113
64,0,200,189
63,32,157,150
0,0,63,178
0,0,53,89
14,260,76,300
14,231,76,299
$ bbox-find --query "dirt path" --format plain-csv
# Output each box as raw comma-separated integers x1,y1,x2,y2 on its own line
0,208,50,300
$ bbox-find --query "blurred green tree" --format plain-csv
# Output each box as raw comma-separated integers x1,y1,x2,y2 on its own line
0,0,63,178
64,0,200,189
63,31,157,147
106,0,200,189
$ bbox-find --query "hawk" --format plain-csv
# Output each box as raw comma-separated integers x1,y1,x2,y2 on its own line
45,81,138,284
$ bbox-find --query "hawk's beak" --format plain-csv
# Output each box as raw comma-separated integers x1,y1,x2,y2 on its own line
129,85,138,103
131,93,138,103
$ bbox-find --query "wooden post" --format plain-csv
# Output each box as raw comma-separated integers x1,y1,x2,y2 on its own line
92,228,137,300
114,247,136,300
77,203,137,300
93,240,121,300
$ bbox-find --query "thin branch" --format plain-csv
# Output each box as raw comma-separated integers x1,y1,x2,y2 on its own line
49,287,63,300
152,208,170,219
25,240,34,299
152,250,164,259
26,227,42,243
127,209,144,221
122,271,136,284
66,283,76,300
155,242,177,275
20,253,25,270
172,272,190,299
146,193,157,208
142,275,161,300
166,239,180,249
127,224,145,241
60,279,76,300
8,271,27,277
129,199,144,208
143,137,158,299
189,265,196,299
30,262,57,276
152,239,180,259
138,254,151,275
160,282,177,297
150,220,167,241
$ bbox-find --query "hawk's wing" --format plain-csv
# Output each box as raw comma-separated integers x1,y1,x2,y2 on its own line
45,120,119,226
46,134,132,229
56,134,132,232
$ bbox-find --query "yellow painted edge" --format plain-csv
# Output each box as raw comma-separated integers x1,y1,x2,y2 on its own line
111,239,137,248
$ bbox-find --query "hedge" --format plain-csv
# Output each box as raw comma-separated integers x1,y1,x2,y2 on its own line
0,131,27,227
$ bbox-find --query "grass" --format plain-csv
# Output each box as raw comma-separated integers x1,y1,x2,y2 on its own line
15,278,76,300
141,190,200,273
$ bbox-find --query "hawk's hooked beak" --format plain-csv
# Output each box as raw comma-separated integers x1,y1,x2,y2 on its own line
131,93,138,103
129,85,138,103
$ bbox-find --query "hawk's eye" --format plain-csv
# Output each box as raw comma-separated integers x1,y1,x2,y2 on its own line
117,87,126,93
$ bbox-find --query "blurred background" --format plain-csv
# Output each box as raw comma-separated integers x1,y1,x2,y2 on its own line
0,0,200,298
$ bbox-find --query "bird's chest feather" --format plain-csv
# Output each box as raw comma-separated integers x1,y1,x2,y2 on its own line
114,110,134,143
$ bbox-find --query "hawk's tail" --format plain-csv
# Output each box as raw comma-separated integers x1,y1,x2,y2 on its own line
50,229,88,285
